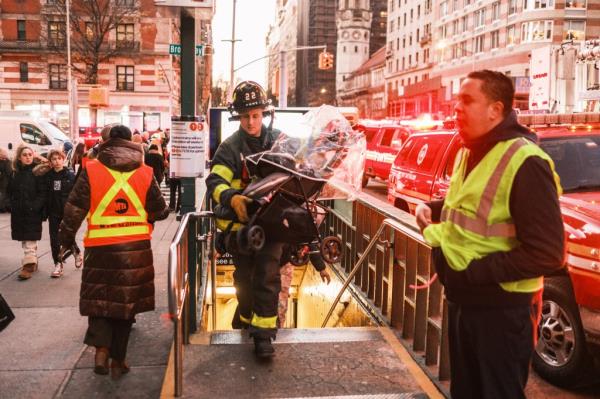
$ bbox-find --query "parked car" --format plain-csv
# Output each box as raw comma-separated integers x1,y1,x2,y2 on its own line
355,120,413,187
387,124,600,387
0,116,71,157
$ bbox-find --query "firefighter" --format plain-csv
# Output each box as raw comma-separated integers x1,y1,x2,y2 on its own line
416,70,565,398
206,81,283,358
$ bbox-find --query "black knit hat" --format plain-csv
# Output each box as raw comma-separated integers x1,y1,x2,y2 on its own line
109,125,132,141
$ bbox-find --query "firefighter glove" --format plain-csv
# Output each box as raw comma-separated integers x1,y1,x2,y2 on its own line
231,195,252,223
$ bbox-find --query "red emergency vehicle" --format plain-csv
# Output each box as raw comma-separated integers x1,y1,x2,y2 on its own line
387,122,600,387
356,117,445,187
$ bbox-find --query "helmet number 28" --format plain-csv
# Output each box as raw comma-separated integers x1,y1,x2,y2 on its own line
245,92,257,101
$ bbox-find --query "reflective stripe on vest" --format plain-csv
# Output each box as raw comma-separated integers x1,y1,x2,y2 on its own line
84,160,152,246
424,138,560,293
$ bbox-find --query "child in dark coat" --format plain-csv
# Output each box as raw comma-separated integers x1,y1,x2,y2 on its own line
40,149,83,277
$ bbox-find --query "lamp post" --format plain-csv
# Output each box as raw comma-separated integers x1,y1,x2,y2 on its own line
222,0,240,101
65,0,76,140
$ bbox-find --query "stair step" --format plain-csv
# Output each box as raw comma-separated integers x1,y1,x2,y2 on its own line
209,327,382,345
282,394,427,399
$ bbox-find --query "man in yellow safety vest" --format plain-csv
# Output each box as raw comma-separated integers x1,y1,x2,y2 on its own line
416,70,565,398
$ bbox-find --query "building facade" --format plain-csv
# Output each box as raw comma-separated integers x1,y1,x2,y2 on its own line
336,0,372,90
432,0,600,115
0,0,213,134
337,46,386,118
384,0,435,118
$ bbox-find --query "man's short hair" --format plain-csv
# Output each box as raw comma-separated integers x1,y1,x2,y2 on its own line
467,70,515,117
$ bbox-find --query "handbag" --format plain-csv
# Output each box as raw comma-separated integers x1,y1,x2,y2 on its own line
0,294,15,332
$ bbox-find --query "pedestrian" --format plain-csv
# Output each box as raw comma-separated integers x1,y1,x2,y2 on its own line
38,149,83,278
277,248,331,328
416,70,565,398
168,155,181,212
144,144,165,185
206,80,283,357
0,148,13,212
8,145,47,280
58,124,168,379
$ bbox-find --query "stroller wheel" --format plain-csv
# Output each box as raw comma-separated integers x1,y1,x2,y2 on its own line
247,225,265,251
320,236,342,264
236,227,252,255
290,245,309,266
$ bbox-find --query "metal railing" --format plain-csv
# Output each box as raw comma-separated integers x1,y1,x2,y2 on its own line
321,194,450,383
168,210,216,397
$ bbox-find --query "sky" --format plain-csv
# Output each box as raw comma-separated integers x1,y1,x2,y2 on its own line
212,0,277,89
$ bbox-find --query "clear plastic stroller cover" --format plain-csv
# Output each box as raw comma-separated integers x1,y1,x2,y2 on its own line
246,105,366,199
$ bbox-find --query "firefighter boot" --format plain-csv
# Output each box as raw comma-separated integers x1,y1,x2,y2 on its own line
254,336,274,358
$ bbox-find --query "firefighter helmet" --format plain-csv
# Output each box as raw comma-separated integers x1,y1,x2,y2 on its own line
228,81,272,120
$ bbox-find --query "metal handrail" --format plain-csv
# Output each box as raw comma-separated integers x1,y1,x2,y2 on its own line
322,218,420,327
167,210,216,397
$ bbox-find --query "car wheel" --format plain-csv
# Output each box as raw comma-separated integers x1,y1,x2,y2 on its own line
394,199,410,213
532,276,591,387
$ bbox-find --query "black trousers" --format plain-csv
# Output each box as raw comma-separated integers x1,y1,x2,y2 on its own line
448,298,541,399
228,235,284,339
49,215,80,264
84,317,134,361
169,179,181,211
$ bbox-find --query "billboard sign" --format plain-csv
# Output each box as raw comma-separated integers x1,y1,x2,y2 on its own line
529,46,552,111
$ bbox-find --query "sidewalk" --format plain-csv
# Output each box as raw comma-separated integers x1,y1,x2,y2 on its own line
0,212,179,399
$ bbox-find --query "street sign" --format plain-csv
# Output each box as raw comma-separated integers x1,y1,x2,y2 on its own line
169,44,204,56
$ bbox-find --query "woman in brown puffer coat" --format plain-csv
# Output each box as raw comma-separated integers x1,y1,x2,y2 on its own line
59,124,168,380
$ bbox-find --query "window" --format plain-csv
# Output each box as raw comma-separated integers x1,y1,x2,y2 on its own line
474,8,485,29
491,2,501,21
17,20,26,41
474,34,484,53
402,37,406,48
521,20,553,43
461,16,468,32
440,0,449,16
49,64,67,89
116,24,134,45
566,1,586,8
459,40,469,57
20,124,51,146
524,0,554,10
564,20,585,41
424,48,430,63
453,19,459,35
115,0,135,6
380,128,395,147
354,45,358,53
85,22,94,41
507,25,517,45
116,65,134,91
490,30,500,49
48,21,66,47
509,0,518,14
453,0,458,11
19,62,28,82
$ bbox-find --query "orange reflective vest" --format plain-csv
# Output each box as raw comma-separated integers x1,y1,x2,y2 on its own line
84,160,153,247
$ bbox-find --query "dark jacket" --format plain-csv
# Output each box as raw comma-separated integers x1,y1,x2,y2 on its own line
8,162,47,241
144,150,165,184
428,111,565,307
44,168,76,217
0,157,12,209
59,138,169,320
206,125,280,210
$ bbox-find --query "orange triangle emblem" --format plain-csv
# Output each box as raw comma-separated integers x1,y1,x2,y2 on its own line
101,189,141,218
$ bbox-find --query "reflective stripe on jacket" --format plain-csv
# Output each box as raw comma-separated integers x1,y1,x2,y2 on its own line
84,160,153,247
423,138,562,293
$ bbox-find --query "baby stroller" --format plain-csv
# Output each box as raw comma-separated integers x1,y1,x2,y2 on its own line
232,109,361,265
235,156,342,266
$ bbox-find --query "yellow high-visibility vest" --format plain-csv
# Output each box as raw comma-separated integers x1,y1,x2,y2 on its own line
423,138,562,293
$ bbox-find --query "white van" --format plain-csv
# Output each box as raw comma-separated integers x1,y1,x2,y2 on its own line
0,116,72,156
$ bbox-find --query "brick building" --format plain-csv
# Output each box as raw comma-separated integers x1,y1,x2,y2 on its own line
0,0,213,134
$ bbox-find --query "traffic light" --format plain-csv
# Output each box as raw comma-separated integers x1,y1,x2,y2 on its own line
318,51,334,70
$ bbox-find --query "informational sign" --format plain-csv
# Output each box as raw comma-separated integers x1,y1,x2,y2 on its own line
514,76,532,95
529,46,552,111
170,117,207,178
169,44,204,56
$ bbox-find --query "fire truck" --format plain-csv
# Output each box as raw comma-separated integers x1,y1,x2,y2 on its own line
387,113,600,387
